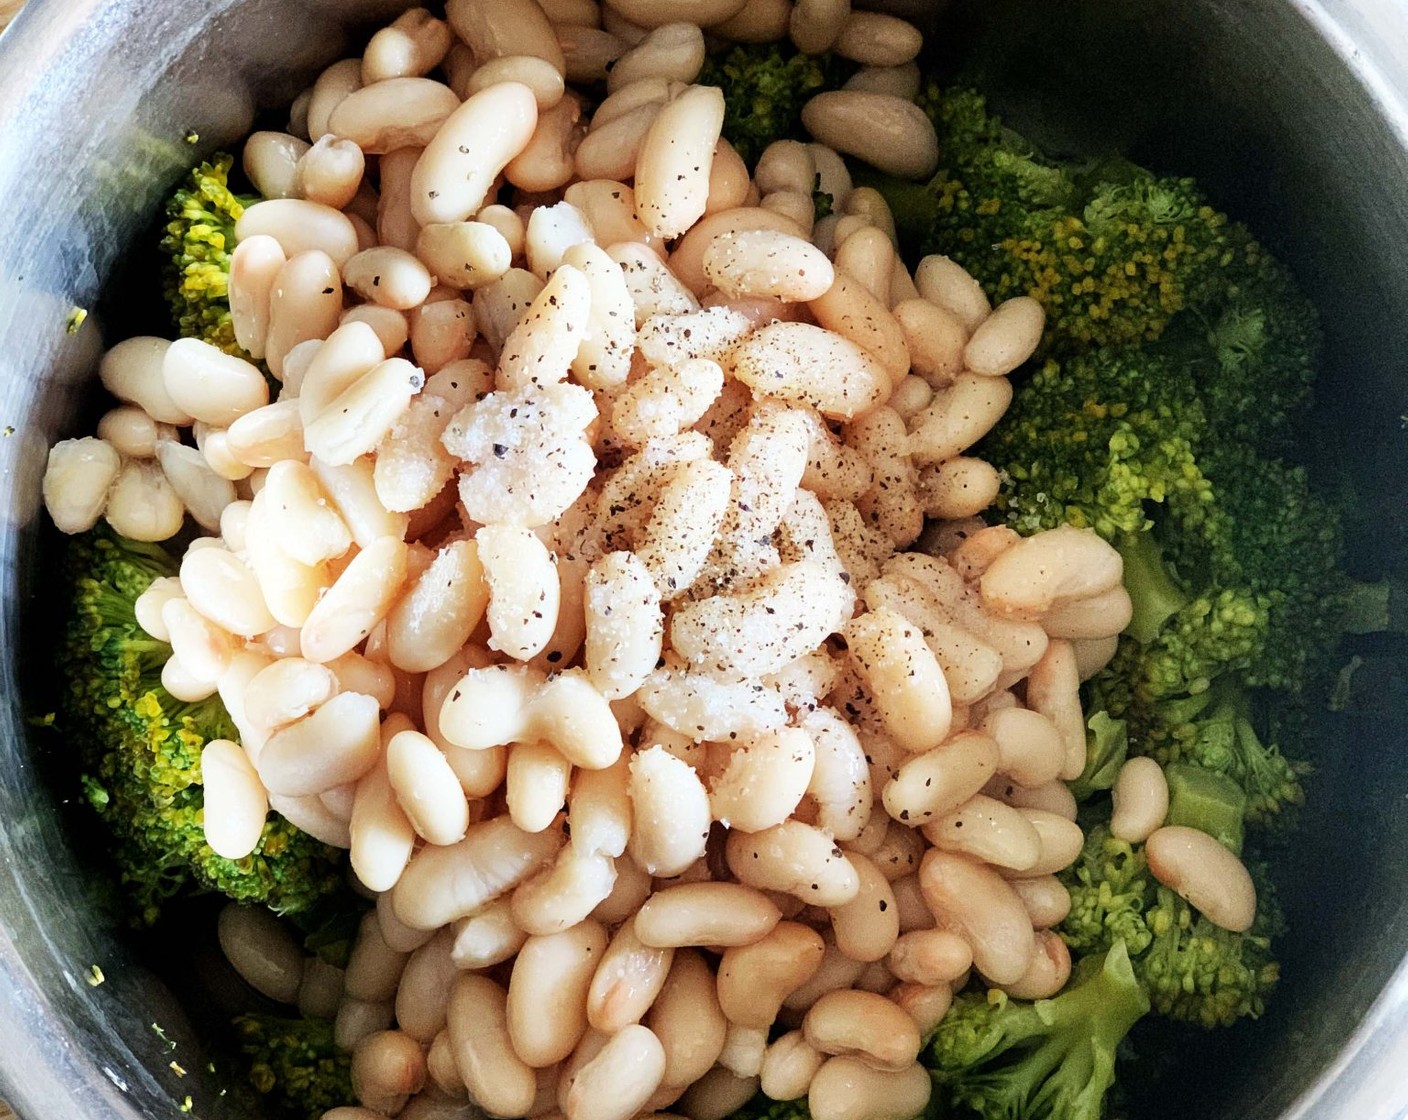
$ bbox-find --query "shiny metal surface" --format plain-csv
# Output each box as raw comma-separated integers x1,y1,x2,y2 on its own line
0,1,1404,1118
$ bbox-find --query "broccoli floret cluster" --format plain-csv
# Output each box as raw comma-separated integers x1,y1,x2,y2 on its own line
875,88,1319,378
58,526,345,925
233,1014,354,1120
928,943,1150,1120
159,154,258,357
1059,825,1282,1029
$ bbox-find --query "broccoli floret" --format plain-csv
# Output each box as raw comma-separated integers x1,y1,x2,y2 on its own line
928,942,1149,1120
980,348,1213,540
159,154,258,356
1068,711,1129,803
1058,822,1282,1029
698,45,853,166
727,1094,813,1120
872,88,1250,357
1059,826,1155,959
233,1014,354,1120
58,526,345,925
1139,875,1283,1029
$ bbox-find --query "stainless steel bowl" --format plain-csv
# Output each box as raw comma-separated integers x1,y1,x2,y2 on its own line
1,1,1405,1117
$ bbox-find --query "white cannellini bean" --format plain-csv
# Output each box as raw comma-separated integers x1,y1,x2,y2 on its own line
236,198,360,269
606,22,705,93
467,55,566,109
915,254,991,332
328,77,460,154
606,0,746,28
300,537,409,664
703,229,835,303
1111,757,1170,843
229,235,286,359
257,691,382,796
506,741,573,834
307,58,364,142
243,130,309,200
725,821,861,908
180,544,275,637
387,540,490,674
708,728,816,833
634,84,725,240
99,337,191,425
350,751,417,894
626,745,711,878
807,1057,932,1120
42,437,121,534
350,1029,426,1115
343,246,434,310
393,815,562,930
833,12,924,66
162,597,233,683
295,136,367,209
801,989,921,1072
508,922,609,1068
644,947,727,1091
394,929,453,1042
155,440,237,532
925,794,1043,871
446,973,538,1119
477,524,561,661
511,845,617,935
265,250,345,380
201,739,269,860
964,296,1046,376
801,91,939,180
716,921,826,1029
584,551,664,699
845,608,951,753
1145,826,1258,933
918,848,1034,986
586,920,674,1033
634,883,781,949
217,903,304,1004
410,81,540,225
844,62,922,101
415,221,513,290
564,1024,667,1120
386,729,471,846
162,338,269,427
507,94,584,194
363,9,453,83
303,357,424,467
95,407,172,459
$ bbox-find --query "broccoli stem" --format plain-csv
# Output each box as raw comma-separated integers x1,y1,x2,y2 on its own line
1164,762,1248,854
1117,531,1189,644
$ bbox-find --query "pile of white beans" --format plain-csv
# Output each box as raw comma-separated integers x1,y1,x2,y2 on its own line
40,1,1263,1118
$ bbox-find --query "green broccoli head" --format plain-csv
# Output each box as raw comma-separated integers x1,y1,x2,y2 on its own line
979,348,1213,539
159,154,258,357
1139,875,1283,1029
698,45,853,166
928,942,1150,1120
59,527,345,926
1058,816,1283,1030
233,1014,355,1120
1059,825,1155,958
875,88,1249,357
